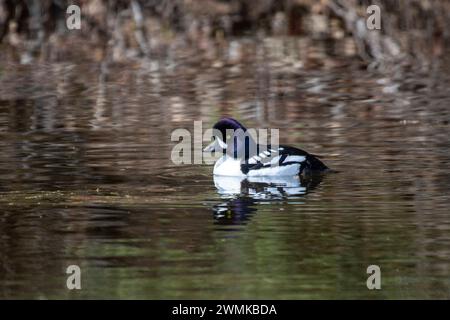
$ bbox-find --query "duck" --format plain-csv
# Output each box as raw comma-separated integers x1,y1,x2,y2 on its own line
203,117,329,177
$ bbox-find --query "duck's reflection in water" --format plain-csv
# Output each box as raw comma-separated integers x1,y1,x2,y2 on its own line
212,175,323,226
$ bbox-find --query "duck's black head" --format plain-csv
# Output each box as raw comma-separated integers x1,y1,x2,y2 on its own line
212,118,247,138
204,117,255,159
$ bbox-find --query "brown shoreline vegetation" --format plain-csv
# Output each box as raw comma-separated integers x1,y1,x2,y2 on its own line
0,0,449,68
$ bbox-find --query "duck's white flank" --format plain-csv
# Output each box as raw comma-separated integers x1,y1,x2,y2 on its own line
213,155,303,177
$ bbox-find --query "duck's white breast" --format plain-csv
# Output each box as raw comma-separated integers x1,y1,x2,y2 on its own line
213,156,246,177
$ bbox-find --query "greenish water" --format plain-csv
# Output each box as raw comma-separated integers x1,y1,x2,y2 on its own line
1,38,450,299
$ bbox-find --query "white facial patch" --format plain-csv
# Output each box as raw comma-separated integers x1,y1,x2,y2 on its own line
217,137,228,149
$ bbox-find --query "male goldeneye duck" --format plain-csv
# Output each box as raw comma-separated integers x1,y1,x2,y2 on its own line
203,117,329,177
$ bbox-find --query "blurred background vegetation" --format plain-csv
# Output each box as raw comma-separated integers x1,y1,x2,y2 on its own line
0,0,449,68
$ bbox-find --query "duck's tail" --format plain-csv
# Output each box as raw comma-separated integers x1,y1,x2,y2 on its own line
302,154,337,175
308,154,329,171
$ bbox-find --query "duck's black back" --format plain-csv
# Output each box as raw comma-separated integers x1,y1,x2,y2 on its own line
279,145,329,174
239,144,329,175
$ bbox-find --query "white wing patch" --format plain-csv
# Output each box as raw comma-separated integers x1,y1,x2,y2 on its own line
248,155,258,164
249,151,306,167
241,147,308,176
284,155,306,163
270,155,281,165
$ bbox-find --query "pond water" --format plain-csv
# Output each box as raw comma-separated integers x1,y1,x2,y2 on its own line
0,38,450,299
